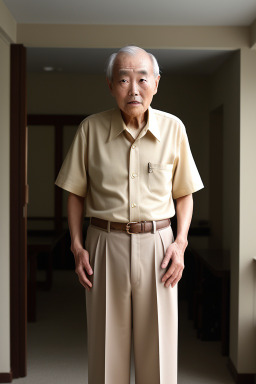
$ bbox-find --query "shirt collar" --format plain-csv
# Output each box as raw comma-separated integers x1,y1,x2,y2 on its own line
107,108,126,142
107,106,161,142
147,106,161,142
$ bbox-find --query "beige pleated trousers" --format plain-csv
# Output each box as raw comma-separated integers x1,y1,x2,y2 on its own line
85,223,178,384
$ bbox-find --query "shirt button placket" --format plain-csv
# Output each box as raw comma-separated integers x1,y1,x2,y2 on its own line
129,141,140,221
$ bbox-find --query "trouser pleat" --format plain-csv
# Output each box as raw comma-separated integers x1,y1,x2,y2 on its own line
85,226,132,384
156,227,178,384
131,232,161,384
132,226,177,384
85,229,106,384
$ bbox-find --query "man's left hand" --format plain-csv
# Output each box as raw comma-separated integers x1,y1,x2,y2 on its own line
161,240,187,288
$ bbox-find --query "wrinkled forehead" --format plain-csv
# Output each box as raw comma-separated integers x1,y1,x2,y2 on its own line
113,51,154,75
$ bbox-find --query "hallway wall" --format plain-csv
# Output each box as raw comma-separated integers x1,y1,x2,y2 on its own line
238,47,256,373
210,48,256,375
0,0,17,374
210,52,240,251
210,50,241,371
0,34,11,373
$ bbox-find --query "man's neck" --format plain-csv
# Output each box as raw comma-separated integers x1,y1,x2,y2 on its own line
121,110,148,130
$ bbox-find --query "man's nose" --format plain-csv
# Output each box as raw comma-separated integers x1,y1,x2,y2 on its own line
129,81,139,96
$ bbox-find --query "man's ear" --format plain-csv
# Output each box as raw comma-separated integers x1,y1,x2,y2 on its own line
153,75,161,95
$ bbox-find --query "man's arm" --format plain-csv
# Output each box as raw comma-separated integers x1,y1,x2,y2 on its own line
68,192,93,290
161,193,193,288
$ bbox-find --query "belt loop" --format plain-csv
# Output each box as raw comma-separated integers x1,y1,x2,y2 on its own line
107,221,111,233
152,220,156,234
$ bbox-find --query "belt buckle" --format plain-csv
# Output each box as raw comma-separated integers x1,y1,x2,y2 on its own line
126,221,139,234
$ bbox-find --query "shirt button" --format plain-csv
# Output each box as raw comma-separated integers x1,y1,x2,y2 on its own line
131,173,137,179
131,203,137,208
132,145,136,149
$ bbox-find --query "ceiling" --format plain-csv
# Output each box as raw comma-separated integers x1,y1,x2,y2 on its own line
5,0,253,75
3,0,256,26
27,47,234,76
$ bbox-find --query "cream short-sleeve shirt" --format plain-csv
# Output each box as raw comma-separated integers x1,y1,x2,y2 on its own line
55,107,204,222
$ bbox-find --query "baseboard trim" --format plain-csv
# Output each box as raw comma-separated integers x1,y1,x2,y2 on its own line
0,372,12,383
227,358,255,384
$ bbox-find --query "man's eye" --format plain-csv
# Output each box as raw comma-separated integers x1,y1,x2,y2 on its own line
120,79,128,83
140,78,147,82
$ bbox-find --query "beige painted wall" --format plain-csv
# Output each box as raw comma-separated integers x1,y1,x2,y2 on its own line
210,48,256,374
210,51,241,369
0,34,11,373
27,72,208,226
0,1,16,374
17,24,249,49
210,52,240,250
250,19,256,48
238,47,256,373
0,0,16,43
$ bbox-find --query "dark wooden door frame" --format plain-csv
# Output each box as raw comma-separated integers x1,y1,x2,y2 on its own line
10,44,27,379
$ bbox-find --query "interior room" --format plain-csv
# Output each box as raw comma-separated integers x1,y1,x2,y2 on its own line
1,1,256,383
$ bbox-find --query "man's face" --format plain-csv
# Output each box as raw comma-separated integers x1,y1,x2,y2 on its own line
107,51,160,122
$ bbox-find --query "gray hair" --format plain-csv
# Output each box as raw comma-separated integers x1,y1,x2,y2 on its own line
106,46,160,81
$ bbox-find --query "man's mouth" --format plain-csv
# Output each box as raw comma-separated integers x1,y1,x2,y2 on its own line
128,101,141,104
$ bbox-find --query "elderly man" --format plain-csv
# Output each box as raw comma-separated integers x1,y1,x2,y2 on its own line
55,46,203,384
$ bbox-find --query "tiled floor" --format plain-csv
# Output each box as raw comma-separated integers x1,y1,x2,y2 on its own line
14,270,234,384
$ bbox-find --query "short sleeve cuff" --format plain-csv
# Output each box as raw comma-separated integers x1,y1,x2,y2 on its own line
55,178,87,197
172,182,204,200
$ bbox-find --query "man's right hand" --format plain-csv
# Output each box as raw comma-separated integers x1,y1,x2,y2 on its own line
67,192,93,291
72,247,93,291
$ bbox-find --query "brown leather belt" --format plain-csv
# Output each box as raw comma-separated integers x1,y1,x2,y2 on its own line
90,217,170,234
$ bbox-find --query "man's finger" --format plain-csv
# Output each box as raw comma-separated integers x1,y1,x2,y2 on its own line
164,271,179,288
170,275,182,288
169,270,181,285
78,271,93,289
161,251,172,268
161,259,170,268
75,264,93,285
161,244,176,268
161,263,176,281
75,249,93,275
84,260,93,275
170,269,184,287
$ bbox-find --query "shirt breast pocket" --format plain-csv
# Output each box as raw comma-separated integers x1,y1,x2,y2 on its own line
148,162,174,197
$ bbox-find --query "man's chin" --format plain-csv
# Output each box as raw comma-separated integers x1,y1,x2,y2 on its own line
123,105,147,116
